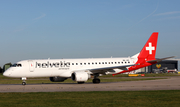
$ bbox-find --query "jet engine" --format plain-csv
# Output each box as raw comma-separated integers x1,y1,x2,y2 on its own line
71,71,90,83
49,76,67,82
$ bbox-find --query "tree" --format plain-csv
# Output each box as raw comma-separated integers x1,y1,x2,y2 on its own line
3,63,12,72
0,66,2,73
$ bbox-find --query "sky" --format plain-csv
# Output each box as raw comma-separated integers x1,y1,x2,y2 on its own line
0,0,180,67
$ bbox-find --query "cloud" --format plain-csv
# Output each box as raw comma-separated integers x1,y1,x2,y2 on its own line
155,16,180,21
33,13,46,20
165,16,180,19
153,11,180,21
13,13,47,32
154,11,180,16
126,1,159,31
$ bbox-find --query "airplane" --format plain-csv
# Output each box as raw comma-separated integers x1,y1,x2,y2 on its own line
3,32,174,85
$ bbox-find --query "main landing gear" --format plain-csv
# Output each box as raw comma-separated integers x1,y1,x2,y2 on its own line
77,82,85,84
92,74,100,84
21,77,27,86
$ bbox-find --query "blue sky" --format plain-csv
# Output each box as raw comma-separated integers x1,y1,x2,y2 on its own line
0,0,180,67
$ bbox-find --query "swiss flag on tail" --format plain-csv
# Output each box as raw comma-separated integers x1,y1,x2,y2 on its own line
138,32,158,62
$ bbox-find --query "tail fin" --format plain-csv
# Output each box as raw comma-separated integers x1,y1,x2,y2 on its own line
113,32,174,76
138,32,158,61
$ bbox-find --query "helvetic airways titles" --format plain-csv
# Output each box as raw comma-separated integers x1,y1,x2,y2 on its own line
36,61,70,68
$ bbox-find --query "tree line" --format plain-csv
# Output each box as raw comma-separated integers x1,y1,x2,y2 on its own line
0,63,12,73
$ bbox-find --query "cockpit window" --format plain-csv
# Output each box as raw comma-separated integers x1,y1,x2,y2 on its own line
11,63,22,67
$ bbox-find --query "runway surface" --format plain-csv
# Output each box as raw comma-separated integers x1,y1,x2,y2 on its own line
1,76,180,92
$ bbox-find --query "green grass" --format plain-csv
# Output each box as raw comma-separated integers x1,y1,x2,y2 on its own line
1,73,179,79
0,77,167,84
0,91,180,107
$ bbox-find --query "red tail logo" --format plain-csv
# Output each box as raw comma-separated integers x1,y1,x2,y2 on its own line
113,32,159,75
138,32,158,61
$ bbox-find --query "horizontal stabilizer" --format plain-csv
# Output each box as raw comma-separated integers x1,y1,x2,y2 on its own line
146,56,175,63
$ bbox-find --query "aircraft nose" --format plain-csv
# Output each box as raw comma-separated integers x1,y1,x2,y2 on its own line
3,72,8,76
3,70,11,77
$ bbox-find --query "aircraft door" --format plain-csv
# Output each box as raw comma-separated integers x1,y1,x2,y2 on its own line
28,60,35,72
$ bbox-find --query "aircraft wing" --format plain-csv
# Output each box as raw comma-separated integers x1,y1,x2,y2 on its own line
88,64,135,74
147,56,175,63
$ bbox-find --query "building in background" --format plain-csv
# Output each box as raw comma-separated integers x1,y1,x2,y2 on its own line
148,60,178,73
129,60,178,74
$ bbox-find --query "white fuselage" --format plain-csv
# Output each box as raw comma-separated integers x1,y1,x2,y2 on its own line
3,32,163,85
3,57,138,78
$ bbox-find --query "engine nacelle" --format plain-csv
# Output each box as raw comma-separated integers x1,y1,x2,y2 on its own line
71,71,90,82
49,76,67,82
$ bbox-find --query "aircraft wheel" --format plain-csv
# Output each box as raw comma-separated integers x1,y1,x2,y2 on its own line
93,78,100,84
22,82,26,86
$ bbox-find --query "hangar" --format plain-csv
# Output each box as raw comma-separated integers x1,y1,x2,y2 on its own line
130,60,178,74
148,60,178,73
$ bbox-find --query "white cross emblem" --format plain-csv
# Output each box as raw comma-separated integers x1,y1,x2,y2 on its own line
146,42,155,54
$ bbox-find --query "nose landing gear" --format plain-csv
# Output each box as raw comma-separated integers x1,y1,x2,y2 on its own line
22,82,26,85
21,77,27,86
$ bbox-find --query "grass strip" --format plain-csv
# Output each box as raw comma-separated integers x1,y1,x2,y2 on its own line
0,77,166,84
0,73,179,80
0,90,180,107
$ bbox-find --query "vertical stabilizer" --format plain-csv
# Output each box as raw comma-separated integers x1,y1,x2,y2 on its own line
138,32,158,61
